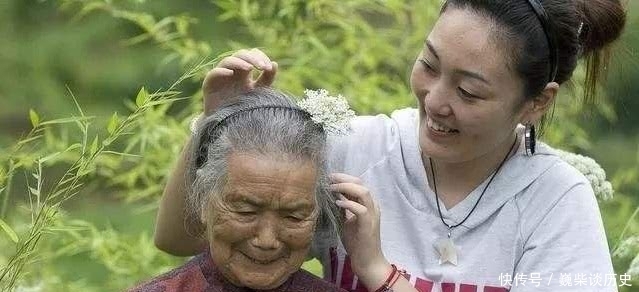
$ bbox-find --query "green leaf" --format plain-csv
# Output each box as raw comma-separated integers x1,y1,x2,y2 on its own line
29,109,40,128
102,151,141,158
39,116,93,126
0,218,19,243
136,87,149,108
39,152,62,164
107,112,119,135
102,137,114,147
142,96,189,107
29,186,40,196
16,135,43,147
90,135,99,155
66,143,83,152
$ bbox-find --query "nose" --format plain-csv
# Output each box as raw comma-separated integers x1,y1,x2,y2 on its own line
250,214,282,250
423,81,453,117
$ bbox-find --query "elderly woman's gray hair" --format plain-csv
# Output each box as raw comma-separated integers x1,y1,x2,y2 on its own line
186,87,341,238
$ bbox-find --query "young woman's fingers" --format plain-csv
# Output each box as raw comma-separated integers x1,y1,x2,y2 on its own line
201,67,233,90
330,182,375,209
335,199,367,217
335,193,355,220
216,56,254,71
255,61,278,87
248,48,273,70
210,67,234,76
330,172,363,185
232,48,271,70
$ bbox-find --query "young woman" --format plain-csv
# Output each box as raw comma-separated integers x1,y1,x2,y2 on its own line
154,1,626,291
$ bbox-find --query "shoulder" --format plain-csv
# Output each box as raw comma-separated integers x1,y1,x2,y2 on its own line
515,143,602,236
507,141,593,202
512,145,614,278
327,108,417,174
331,107,417,144
127,254,206,292
288,269,347,292
526,142,593,199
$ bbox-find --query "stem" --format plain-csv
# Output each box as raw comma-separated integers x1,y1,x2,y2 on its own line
1,161,14,218
613,205,639,253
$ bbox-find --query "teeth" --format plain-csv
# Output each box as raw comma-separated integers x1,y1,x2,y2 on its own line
427,117,456,133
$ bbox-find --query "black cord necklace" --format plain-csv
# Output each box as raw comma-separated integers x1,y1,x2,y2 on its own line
430,135,519,265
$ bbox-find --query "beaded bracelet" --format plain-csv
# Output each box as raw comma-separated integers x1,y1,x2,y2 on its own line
374,264,406,292
386,269,404,291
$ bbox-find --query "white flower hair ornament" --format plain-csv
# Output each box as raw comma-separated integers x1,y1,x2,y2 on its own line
189,88,355,136
299,89,356,136
555,148,614,201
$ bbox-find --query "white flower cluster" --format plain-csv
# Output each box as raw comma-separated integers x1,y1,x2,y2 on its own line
614,237,639,277
614,236,639,259
628,253,639,277
299,89,356,136
555,149,614,201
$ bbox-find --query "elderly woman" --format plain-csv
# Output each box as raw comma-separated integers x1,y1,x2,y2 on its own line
130,88,345,292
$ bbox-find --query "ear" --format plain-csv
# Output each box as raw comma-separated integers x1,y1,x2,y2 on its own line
520,82,559,124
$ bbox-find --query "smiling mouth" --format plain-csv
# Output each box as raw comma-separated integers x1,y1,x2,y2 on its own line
426,116,459,133
241,252,281,265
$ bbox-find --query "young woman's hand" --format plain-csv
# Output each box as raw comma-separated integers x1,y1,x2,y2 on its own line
202,48,278,114
330,173,392,290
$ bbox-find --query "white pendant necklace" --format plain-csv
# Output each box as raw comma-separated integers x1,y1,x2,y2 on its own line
429,136,518,266
434,230,458,265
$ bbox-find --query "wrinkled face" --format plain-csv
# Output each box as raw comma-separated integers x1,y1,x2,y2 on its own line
203,152,319,290
410,8,531,164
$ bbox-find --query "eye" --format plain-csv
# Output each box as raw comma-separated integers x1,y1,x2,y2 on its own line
232,210,257,222
235,210,257,216
457,87,482,100
286,212,310,222
286,215,304,222
419,58,437,73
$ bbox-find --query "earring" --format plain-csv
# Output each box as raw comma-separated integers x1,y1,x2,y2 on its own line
524,123,536,156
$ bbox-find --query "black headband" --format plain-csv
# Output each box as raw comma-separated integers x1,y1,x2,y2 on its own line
526,0,559,82
195,105,313,169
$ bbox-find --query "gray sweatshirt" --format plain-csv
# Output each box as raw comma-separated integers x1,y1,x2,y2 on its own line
312,108,617,292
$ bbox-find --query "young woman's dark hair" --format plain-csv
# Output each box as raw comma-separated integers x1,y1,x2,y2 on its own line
442,0,625,131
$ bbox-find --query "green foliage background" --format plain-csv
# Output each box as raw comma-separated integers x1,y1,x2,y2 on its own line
0,0,637,291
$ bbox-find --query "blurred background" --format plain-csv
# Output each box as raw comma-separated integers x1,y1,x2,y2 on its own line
0,0,637,291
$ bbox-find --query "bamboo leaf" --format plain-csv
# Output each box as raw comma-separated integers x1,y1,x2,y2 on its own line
0,218,18,243
136,87,149,108
16,135,43,147
39,116,93,126
65,143,83,152
90,135,99,156
39,152,62,164
29,109,40,128
107,112,119,135
140,96,190,107
28,186,40,196
102,151,141,158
